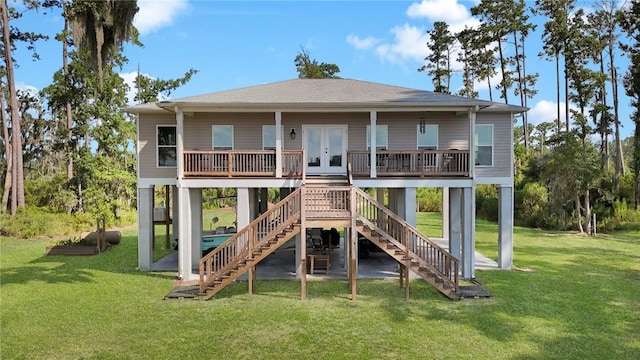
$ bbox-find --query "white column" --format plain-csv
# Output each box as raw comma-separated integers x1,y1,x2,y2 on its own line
176,107,184,179
370,111,377,178
137,187,154,271
448,188,462,260
469,108,476,179
236,188,251,229
172,185,179,246
404,187,417,228
498,186,514,269
441,187,449,239
177,186,193,280
190,188,202,266
461,187,475,279
275,111,283,178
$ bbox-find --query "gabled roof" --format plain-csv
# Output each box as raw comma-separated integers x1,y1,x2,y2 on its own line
124,78,527,113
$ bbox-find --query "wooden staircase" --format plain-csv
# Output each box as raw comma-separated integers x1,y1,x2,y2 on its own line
198,185,462,300
199,189,302,299
353,188,460,300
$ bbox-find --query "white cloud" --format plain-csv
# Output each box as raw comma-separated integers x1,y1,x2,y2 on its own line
407,0,471,23
347,0,480,67
134,0,190,36
346,35,381,50
16,82,38,97
374,24,429,63
528,100,578,126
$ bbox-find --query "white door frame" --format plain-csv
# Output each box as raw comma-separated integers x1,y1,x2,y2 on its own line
302,125,348,175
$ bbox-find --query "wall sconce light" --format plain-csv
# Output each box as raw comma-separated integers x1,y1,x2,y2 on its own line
419,115,426,134
290,128,296,140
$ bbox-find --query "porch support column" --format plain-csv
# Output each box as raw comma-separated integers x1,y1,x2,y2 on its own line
404,187,417,227
461,187,475,279
448,188,462,260
369,111,377,178
176,107,184,179
498,186,514,269
469,107,477,179
442,187,449,239
137,186,153,271
237,188,251,229
177,186,194,280
350,189,358,300
275,111,283,178
190,188,202,266
172,185,179,246
300,188,307,299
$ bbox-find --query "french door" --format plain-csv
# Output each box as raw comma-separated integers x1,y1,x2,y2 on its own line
303,125,348,175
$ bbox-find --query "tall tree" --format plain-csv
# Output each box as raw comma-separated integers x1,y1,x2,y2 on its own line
620,0,640,208
471,0,515,104
536,0,576,133
596,0,625,189
66,0,138,85
418,21,455,93
2,0,25,215
294,47,340,79
455,28,479,98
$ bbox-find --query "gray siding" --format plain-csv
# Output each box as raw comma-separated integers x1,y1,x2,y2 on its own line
137,110,514,179
475,113,511,178
378,112,469,150
138,113,177,179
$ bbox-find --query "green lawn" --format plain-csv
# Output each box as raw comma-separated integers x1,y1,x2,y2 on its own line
1,215,639,359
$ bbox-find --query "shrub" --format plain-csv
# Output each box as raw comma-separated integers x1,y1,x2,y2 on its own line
516,182,549,228
416,188,441,212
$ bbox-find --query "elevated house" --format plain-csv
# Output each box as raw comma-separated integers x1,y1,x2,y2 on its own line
126,79,525,300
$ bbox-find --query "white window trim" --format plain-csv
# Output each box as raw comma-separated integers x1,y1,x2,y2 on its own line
366,124,388,150
262,125,285,150
475,123,494,167
417,124,438,150
212,125,234,150
156,124,177,168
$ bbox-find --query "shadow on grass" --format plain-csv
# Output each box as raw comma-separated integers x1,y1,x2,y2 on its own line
1,233,175,287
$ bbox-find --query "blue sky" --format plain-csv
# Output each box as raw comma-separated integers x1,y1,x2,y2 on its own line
12,0,635,138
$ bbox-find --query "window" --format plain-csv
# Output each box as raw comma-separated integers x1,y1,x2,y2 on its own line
366,125,388,150
262,125,284,150
212,125,233,150
157,125,176,167
475,124,493,166
417,124,438,150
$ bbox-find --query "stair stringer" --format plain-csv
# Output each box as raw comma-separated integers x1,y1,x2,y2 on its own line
199,223,301,300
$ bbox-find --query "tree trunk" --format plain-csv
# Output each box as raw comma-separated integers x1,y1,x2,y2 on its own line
62,1,73,182
1,143,11,213
1,0,25,215
1,89,11,213
584,189,591,235
556,53,561,134
575,196,583,233
497,40,509,104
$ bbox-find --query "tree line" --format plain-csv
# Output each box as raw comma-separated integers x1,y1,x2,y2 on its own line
0,0,196,231
1,0,639,235
419,0,640,232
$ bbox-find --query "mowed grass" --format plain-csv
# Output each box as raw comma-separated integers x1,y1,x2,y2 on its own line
1,215,639,359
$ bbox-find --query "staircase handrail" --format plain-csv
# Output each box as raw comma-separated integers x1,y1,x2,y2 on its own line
353,187,459,288
199,188,302,293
